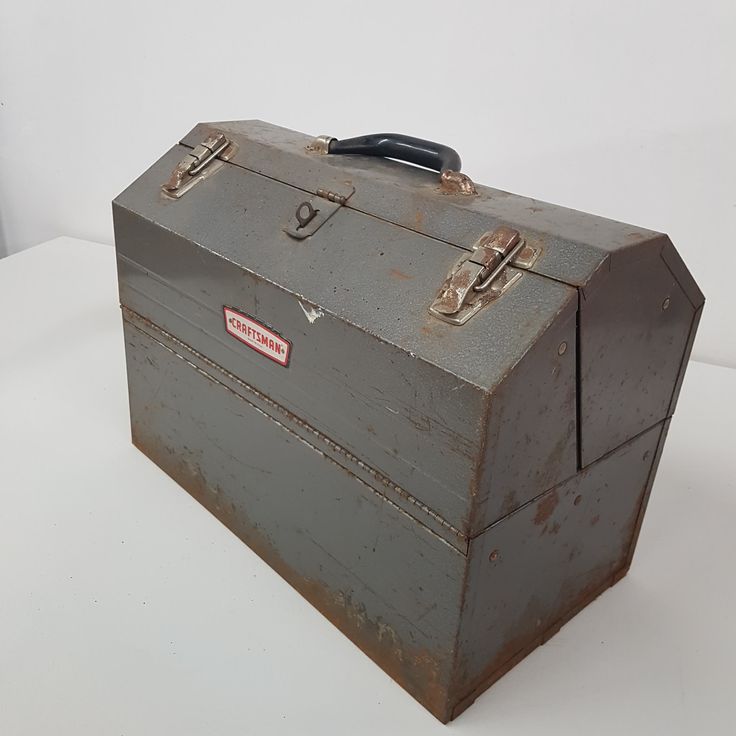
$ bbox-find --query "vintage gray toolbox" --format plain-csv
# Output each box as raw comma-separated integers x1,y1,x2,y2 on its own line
113,122,703,722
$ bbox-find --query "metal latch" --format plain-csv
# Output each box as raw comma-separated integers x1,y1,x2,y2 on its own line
162,131,235,198
429,226,540,325
284,185,355,239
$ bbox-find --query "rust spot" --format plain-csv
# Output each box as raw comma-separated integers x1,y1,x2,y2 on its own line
590,514,600,527
432,267,474,314
451,564,628,720
573,494,582,506
533,489,559,526
515,243,538,264
500,490,518,516
439,170,478,196
132,425,454,722
389,268,413,281
549,521,561,535
414,210,424,231
489,549,499,562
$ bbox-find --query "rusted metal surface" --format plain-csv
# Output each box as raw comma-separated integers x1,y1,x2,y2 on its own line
123,305,469,553
579,245,700,466
120,301,670,721
124,318,465,721
451,423,665,714
162,131,235,198
450,566,628,720
114,173,577,536
429,226,522,321
306,134,335,155
439,169,478,195
621,419,671,570
162,133,224,192
121,306,668,721
178,121,666,287
114,119,703,722
471,291,578,533
134,431,455,718
431,258,478,316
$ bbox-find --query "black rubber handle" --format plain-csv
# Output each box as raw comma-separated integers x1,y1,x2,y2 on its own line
328,133,462,173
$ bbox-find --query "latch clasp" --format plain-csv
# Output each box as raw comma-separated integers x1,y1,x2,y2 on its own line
284,185,355,239
429,226,540,325
162,131,235,198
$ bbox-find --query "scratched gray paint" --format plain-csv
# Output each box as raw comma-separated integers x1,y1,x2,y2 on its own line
123,306,467,551
181,121,656,285
454,422,665,704
475,296,579,532
579,248,698,465
114,120,703,720
122,310,664,720
114,149,577,534
174,120,703,475
123,320,466,675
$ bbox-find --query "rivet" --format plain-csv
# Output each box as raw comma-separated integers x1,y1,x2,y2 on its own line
489,549,499,562
662,297,670,311
558,341,567,356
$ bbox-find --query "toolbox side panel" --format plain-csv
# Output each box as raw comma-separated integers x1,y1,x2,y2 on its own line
123,318,466,720
579,242,699,466
451,423,665,716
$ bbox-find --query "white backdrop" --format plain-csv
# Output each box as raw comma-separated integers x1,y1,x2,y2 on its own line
0,1,734,366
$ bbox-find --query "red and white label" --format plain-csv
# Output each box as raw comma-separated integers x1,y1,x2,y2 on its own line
223,306,291,367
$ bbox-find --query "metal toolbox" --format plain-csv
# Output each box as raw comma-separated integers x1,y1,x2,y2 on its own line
113,122,703,722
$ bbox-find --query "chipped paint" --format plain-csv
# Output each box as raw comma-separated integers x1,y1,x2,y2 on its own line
299,301,323,324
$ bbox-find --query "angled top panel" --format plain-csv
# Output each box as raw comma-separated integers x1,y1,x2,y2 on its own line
179,120,699,297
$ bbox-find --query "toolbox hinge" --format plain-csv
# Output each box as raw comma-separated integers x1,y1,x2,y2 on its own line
284,184,356,239
428,226,541,325
162,130,236,198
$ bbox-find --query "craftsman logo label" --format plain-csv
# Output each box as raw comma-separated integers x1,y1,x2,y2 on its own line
223,307,291,367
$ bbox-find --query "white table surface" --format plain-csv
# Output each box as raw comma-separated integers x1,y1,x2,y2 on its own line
1,237,734,736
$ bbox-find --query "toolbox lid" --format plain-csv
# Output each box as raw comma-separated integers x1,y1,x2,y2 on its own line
179,120,702,305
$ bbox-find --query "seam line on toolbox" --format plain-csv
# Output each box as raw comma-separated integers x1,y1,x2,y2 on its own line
123,306,469,551
115,260,474,512
116,256,477,469
471,416,670,540
128,330,466,634
620,420,669,569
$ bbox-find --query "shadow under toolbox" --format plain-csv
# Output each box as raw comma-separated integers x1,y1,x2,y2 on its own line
113,123,703,722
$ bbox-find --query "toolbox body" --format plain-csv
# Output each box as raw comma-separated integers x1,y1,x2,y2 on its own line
113,121,703,721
